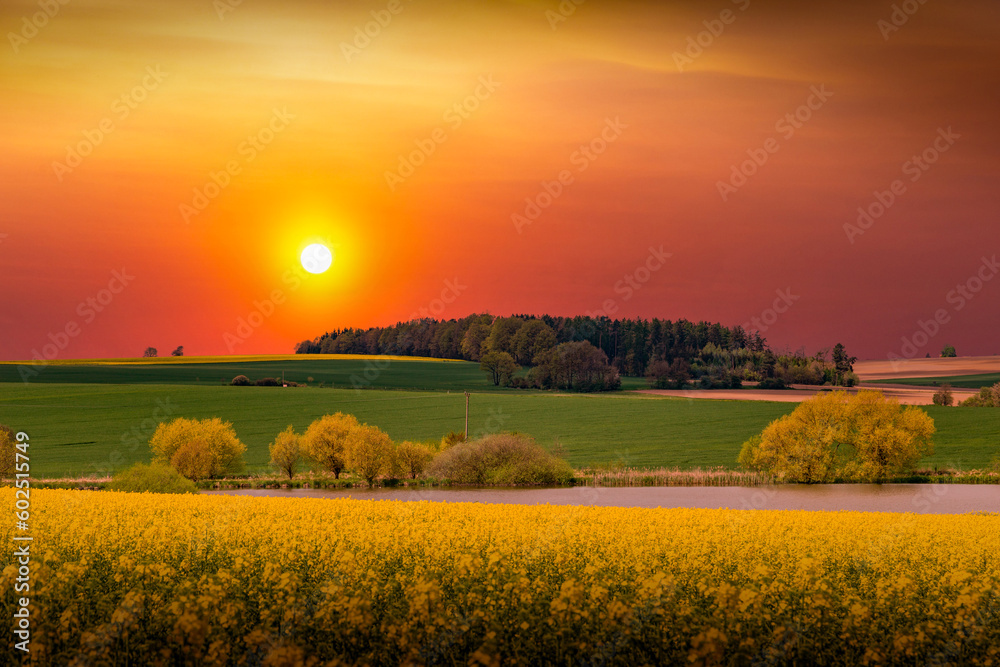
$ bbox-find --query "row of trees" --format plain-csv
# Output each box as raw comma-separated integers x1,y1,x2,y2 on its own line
141,414,570,488
480,341,621,392
142,346,184,358
146,414,431,487
932,381,1000,407
268,413,427,486
297,313,857,389
645,342,857,390
296,314,766,371
958,382,1000,407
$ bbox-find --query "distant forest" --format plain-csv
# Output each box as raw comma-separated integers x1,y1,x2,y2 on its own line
296,314,857,391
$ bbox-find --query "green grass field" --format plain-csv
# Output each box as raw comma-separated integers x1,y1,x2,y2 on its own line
0,356,496,391
874,373,1000,389
2,383,998,478
0,356,655,392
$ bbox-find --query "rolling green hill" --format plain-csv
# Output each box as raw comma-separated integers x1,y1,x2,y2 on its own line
0,356,491,391
873,373,1000,389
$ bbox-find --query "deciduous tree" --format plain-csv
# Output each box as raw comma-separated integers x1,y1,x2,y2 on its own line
843,390,935,481
395,441,434,479
441,431,466,449
480,351,518,386
739,390,934,482
510,319,557,365
530,341,620,391
932,384,954,406
646,358,691,389
960,382,1000,407
345,423,395,487
301,413,358,478
149,417,246,479
482,316,524,356
460,319,492,361
831,343,857,386
269,425,303,479
170,438,214,481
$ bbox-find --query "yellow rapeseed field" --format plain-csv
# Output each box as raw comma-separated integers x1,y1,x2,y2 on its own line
2,489,998,666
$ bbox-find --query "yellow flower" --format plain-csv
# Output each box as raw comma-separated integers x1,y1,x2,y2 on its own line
4,488,998,665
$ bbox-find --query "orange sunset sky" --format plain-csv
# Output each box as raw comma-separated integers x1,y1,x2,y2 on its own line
1,0,998,361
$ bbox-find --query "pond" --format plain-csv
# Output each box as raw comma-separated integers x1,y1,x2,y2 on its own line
202,484,1000,514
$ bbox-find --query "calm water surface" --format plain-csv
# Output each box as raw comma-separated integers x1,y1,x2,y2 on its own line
203,484,1000,514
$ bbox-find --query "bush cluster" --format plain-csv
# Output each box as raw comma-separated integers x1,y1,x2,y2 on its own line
739,390,935,483
425,433,573,485
109,462,198,494
932,384,954,406
231,375,303,387
960,382,1000,407
111,412,572,492
528,342,621,392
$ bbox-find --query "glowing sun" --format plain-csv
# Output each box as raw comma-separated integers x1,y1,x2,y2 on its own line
300,243,333,274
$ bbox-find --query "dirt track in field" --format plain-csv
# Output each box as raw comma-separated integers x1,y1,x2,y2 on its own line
635,356,1000,405
854,355,1000,380
635,385,978,406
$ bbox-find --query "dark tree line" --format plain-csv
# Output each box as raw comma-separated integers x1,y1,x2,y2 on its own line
297,314,857,390
296,314,765,370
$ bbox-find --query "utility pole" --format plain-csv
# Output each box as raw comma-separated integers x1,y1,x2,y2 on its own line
464,391,470,439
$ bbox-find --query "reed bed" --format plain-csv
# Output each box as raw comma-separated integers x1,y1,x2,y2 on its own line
577,467,775,487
